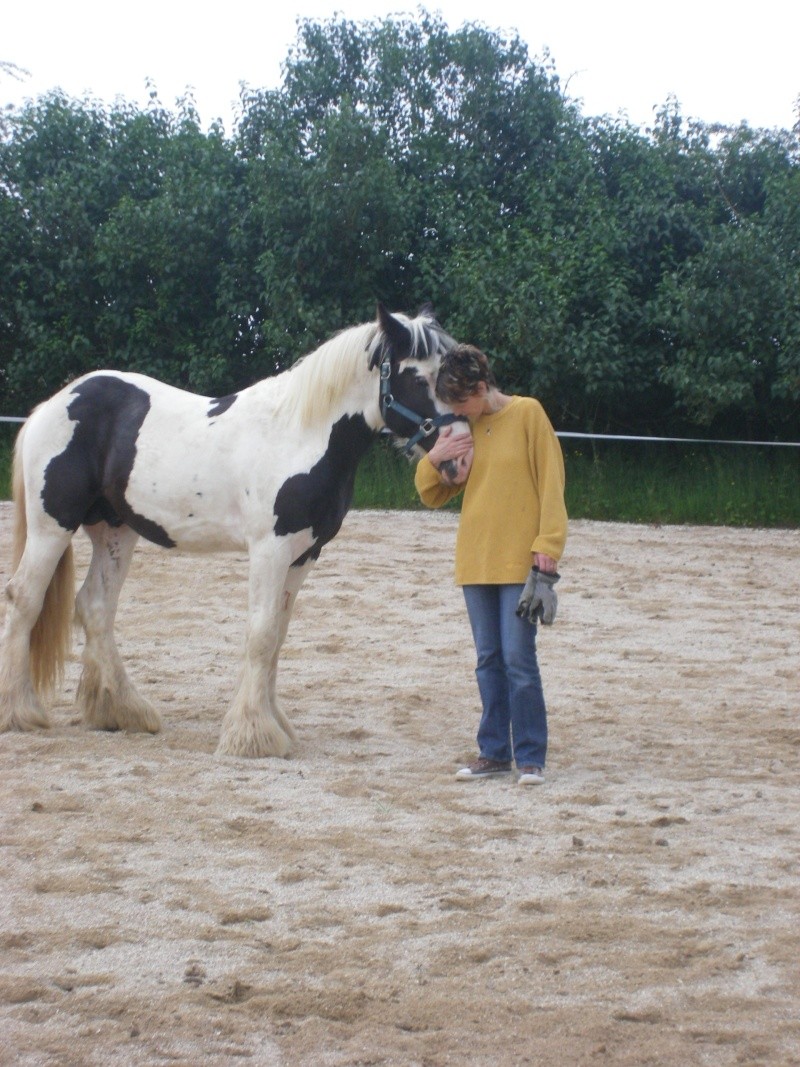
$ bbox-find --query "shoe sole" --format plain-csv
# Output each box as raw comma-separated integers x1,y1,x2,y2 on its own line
455,769,512,780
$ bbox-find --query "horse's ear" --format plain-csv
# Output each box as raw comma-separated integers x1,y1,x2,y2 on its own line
371,302,412,369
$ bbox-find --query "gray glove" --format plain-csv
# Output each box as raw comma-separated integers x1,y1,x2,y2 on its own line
516,568,560,625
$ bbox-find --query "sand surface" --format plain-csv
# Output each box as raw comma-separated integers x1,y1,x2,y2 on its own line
1,503,799,1065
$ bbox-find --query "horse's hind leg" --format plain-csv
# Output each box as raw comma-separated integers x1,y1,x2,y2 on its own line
75,522,161,734
1,528,74,732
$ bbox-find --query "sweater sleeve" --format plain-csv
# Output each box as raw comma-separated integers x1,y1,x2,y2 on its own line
529,406,568,563
414,454,464,509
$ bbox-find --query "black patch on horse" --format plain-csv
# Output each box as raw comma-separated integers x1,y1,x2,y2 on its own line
208,394,238,418
274,414,374,566
41,375,176,547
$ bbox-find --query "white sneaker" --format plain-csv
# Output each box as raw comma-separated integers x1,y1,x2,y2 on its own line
517,766,545,785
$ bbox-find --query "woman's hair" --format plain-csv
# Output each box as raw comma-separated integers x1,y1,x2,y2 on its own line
435,344,497,403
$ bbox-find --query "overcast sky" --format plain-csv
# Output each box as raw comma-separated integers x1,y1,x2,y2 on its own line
4,1,799,133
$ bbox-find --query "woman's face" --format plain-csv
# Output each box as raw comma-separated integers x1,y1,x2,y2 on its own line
449,382,488,420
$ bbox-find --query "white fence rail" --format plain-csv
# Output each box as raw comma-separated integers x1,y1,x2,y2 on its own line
556,432,800,448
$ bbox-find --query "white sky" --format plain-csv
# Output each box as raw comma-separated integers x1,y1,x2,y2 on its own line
3,1,799,134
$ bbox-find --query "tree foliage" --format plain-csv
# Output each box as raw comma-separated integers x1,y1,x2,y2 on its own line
1,13,799,438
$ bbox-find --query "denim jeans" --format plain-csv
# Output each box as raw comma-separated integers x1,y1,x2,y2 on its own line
462,583,547,769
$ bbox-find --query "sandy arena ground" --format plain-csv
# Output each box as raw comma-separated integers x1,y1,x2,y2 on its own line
1,503,798,1066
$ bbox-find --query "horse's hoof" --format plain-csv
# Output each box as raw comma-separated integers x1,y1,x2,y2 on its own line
77,666,161,734
216,715,293,759
79,696,162,734
0,690,51,732
0,708,51,732
122,704,162,734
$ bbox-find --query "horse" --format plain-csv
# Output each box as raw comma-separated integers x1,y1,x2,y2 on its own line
0,303,470,758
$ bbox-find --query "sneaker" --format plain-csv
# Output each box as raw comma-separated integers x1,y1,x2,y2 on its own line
517,766,545,785
455,757,512,780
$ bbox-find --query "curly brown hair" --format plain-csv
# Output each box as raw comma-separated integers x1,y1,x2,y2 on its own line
435,344,497,403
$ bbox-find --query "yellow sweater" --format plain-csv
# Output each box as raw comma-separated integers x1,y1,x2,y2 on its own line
414,396,568,584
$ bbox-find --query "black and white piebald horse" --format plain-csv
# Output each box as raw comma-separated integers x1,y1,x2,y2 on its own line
0,304,470,757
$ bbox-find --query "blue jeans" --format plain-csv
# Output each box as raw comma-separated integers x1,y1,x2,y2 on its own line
462,584,547,769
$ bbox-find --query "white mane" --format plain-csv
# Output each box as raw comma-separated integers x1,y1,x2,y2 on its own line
282,313,449,428
281,322,378,427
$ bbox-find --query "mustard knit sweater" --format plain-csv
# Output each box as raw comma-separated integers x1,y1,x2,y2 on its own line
414,396,568,585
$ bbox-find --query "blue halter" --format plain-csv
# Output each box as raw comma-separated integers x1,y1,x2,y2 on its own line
379,355,461,456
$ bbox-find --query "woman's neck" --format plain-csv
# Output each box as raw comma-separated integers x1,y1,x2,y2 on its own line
482,389,512,415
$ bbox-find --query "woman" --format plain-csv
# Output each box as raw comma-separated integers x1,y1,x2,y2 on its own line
415,344,567,784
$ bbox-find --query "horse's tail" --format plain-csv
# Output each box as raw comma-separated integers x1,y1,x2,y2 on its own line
11,424,75,696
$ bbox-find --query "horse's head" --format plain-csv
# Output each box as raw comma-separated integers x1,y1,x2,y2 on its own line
369,303,471,458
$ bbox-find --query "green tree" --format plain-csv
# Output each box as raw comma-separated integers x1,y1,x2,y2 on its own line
238,12,575,335
655,126,800,435
0,92,248,412
94,107,246,391
1,13,798,441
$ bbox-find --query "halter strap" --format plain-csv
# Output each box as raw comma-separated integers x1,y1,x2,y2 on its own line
379,356,460,455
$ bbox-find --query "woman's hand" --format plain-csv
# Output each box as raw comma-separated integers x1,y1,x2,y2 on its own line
427,425,473,466
533,552,558,574
427,425,474,485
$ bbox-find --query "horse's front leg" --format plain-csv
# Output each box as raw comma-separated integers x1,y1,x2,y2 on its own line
216,541,299,758
266,559,315,745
